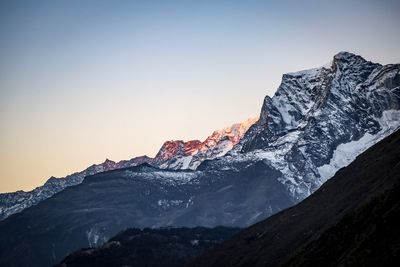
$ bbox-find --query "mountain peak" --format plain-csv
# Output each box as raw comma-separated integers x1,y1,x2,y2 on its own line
333,51,358,59
332,51,376,69
152,117,257,169
103,158,115,164
209,117,258,143
155,140,187,161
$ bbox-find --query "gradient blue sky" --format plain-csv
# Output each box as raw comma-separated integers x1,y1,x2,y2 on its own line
1,0,399,192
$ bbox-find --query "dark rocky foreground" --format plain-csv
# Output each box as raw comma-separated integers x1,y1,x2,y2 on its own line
189,129,400,267
55,227,239,267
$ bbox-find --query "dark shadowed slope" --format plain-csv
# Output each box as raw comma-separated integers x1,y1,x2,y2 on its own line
189,129,400,267
55,227,239,267
283,176,400,266
0,163,290,267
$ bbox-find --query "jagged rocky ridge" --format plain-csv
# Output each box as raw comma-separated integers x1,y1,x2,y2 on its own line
152,117,258,169
0,156,149,221
211,51,400,200
0,52,399,267
0,118,256,221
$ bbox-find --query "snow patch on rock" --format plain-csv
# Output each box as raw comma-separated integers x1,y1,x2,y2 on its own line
318,109,400,181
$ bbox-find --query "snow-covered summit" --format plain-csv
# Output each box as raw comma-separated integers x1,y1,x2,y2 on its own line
210,51,400,199
152,117,258,169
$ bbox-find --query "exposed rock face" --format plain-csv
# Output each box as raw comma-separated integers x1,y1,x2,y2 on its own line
153,117,258,169
211,51,400,200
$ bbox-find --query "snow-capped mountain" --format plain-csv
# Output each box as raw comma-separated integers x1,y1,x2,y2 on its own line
0,52,399,267
209,51,400,200
0,118,256,221
152,117,258,169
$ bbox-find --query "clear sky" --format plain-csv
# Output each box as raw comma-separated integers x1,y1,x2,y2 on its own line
1,0,399,193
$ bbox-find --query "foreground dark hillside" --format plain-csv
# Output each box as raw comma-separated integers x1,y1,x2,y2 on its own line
284,176,400,266
55,227,239,267
189,129,400,267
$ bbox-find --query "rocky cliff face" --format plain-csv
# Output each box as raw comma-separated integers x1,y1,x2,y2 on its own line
153,117,258,169
209,51,400,200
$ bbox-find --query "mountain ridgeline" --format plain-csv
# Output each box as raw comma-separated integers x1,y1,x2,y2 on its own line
0,52,399,267
0,117,256,221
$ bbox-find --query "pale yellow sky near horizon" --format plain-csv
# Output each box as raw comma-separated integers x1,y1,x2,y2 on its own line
1,0,400,193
